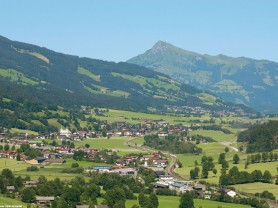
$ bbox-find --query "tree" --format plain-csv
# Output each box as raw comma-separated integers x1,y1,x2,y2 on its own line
262,152,268,162
149,193,159,208
213,168,217,176
262,170,272,183
63,187,81,207
0,145,3,150
16,154,21,161
224,146,229,153
56,198,69,208
2,168,14,181
38,175,47,184
233,154,240,164
218,153,225,164
71,163,79,168
85,143,90,148
138,192,148,208
73,150,84,161
269,152,274,161
221,160,229,170
21,188,36,203
11,145,15,151
4,144,9,151
179,192,194,208
105,187,126,208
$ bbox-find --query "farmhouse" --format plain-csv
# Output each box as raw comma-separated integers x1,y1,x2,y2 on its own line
36,196,54,206
26,157,46,164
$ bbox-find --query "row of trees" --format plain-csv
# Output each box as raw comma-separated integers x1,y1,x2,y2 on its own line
220,166,273,186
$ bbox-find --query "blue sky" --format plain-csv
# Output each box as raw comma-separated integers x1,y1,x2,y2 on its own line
1,0,278,62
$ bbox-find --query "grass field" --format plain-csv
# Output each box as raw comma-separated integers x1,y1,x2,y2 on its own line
74,136,145,153
92,109,216,125
0,158,106,181
125,196,252,208
189,130,236,142
232,182,278,199
0,195,27,207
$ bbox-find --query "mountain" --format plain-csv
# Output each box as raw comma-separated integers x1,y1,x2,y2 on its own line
127,41,278,113
0,36,253,115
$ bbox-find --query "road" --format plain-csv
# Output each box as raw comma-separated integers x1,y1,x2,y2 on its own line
126,137,187,181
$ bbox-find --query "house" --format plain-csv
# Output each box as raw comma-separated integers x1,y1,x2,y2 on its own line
59,128,72,137
26,157,46,164
180,185,194,193
76,205,89,208
24,181,38,188
110,168,137,177
6,186,15,192
152,182,169,189
94,205,108,208
36,196,54,206
169,183,184,192
154,159,168,168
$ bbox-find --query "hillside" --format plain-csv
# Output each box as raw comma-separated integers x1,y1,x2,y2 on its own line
127,41,278,113
238,120,278,153
0,36,253,115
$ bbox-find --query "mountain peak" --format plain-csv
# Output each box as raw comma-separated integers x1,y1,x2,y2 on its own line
151,41,172,53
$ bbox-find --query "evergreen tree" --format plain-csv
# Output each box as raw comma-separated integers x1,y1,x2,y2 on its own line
179,192,194,208
233,154,240,164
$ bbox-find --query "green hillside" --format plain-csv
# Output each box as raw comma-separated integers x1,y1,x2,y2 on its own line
127,41,278,113
0,35,253,115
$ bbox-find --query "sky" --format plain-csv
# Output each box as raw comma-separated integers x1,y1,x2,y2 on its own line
1,0,278,62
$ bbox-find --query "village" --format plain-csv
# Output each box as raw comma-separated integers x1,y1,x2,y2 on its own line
0,119,239,207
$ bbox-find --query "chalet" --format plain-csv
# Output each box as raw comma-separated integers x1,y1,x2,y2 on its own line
24,180,38,188
180,185,194,193
56,135,68,140
158,132,168,137
110,168,137,176
154,159,168,168
169,183,184,192
94,205,108,208
6,186,15,192
26,157,46,164
77,131,87,138
76,205,89,208
36,196,54,206
59,128,72,137
85,166,112,173
152,182,169,189
193,183,206,191
159,175,174,181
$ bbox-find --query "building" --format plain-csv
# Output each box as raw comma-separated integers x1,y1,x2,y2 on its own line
36,196,54,207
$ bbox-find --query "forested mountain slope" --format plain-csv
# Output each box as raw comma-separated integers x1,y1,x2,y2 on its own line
0,36,253,114
128,41,278,113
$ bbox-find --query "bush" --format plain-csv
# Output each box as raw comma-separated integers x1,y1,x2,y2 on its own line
61,167,84,174
26,166,39,172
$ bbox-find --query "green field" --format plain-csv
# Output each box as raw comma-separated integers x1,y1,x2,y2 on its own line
233,182,278,199
189,130,236,142
0,195,27,207
0,158,106,181
92,109,216,125
125,196,251,208
74,136,144,153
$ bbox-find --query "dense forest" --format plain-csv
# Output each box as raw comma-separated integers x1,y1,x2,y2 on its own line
237,120,278,153
0,35,254,114
144,135,202,154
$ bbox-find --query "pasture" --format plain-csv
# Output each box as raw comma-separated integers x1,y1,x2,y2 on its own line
232,182,278,199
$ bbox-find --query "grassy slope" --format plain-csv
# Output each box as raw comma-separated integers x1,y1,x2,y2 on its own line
125,196,251,208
